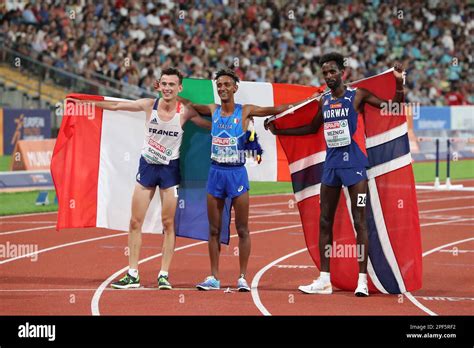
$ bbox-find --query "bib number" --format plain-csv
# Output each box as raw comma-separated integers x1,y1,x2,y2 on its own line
211,137,239,163
324,119,351,148
143,139,172,165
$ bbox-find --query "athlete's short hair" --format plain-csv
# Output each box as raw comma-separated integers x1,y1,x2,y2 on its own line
319,52,345,71
160,67,183,84
215,68,240,84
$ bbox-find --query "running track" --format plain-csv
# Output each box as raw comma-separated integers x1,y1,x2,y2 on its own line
0,181,473,316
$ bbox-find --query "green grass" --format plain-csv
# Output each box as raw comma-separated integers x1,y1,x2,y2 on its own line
0,190,57,216
249,181,293,196
413,159,474,183
0,157,472,216
0,155,11,171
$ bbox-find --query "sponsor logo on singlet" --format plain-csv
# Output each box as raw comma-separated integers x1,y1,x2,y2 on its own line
212,137,237,146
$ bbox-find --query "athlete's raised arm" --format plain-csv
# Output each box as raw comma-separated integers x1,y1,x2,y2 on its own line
356,63,405,109
264,99,323,136
244,92,320,118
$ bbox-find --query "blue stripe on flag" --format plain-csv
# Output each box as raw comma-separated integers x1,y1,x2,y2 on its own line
175,188,232,244
291,162,324,193
365,188,401,294
367,134,410,168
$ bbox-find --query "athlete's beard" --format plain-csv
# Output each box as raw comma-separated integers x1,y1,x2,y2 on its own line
327,78,342,91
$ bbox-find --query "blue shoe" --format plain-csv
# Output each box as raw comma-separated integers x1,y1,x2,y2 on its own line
196,276,220,291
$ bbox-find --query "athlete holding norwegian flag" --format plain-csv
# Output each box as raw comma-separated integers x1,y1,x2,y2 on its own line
265,53,405,297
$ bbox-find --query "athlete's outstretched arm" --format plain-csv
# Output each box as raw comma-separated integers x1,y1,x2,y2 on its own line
184,105,212,130
244,92,320,117
67,98,152,112
264,106,323,136
357,63,405,109
178,96,216,116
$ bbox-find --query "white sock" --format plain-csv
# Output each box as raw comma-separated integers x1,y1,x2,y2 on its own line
358,273,367,283
319,272,330,283
158,270,168,277
128,268,138,278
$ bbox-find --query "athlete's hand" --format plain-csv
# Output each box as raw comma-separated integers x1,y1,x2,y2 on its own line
264,118,277,134
393,63,404,83
153,80,159,90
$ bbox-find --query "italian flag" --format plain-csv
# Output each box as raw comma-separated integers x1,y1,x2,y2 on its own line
51,79,322,240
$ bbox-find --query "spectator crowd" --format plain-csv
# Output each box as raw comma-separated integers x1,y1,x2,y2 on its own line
1,0,472,104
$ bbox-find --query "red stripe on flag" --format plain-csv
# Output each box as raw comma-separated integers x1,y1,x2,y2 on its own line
51,94,104,229
373,165,422,292
272,83,325,180
352,71,406,137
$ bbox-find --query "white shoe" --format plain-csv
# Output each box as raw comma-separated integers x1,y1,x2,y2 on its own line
354,281,369,297
298,278,332,294
237,277,250,292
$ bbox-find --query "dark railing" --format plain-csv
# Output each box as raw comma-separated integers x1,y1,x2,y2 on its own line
0,46,155,103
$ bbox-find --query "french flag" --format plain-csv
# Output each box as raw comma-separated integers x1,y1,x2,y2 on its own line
271,69,422,294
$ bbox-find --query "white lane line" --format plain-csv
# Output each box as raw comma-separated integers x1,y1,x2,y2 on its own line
404,293,437,316
0,212,57,219
422,238,474,258
418,196,474,203
250,238,474,316
251,248,307,316
0,221,57,224
419,206,474,214
0,287,198,292
91,224,302,316
0,232,127,265
420,218,474,227
250,202,294,208
402,238,474,316
0,225,56,236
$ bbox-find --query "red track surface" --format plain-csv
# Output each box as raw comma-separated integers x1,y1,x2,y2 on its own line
1,181,473,316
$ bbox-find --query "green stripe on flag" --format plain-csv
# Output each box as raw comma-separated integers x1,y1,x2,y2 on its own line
179,78,214,182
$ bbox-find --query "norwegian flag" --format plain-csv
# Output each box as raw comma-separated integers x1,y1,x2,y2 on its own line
271,69,422,294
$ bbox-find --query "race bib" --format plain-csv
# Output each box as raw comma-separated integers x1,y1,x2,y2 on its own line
211,137,239,164
324,119,351,148
143,138,172,165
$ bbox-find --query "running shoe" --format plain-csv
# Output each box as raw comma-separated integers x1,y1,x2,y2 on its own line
158,275,172,290
237,276,250,292
354,281,369,297
111,273,140,289
298,277,332,294
196,276,220,291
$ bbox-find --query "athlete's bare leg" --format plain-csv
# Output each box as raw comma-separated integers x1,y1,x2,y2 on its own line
319,184,341,273
129,183,156,270
207,194,225,279
232,192,250,277
347,180,369,273
159,185,178,273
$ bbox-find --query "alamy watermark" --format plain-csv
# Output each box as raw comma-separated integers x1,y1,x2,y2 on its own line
381,101,420,119
324,242,365,261
0,242,39,262
55,100,96,120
